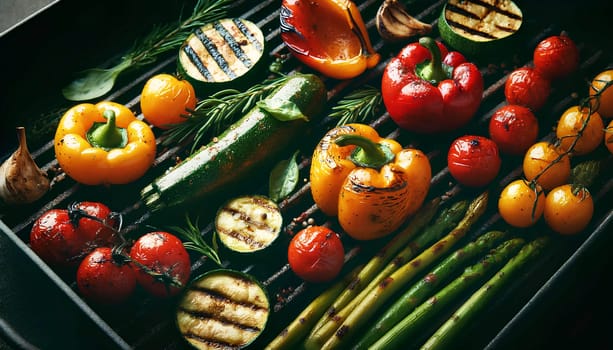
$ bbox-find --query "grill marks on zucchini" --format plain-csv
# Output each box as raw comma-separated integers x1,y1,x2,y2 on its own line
444,0,522,42
177,270,270,350
179,18,265,84
215,196,283,253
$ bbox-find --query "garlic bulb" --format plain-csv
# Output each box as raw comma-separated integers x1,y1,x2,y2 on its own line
0,127,50,204
376,0,432,42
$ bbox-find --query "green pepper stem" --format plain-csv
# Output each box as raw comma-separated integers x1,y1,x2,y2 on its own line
86,109,128,150
417,37,447,84
334,134,395,169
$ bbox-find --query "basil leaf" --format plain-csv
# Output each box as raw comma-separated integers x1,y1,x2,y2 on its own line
269,150,300,202
257,100,309,122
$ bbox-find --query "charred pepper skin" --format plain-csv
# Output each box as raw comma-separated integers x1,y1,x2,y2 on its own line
381,37,484,134
310,123,431,240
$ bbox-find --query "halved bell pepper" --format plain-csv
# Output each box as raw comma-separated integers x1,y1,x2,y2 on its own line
280,0,380,80
310,123,432,240
54,101,156,185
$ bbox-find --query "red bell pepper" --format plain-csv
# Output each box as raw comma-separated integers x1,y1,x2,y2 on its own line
381,37,483,134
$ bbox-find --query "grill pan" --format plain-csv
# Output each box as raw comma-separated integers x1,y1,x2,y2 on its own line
1,0,612,349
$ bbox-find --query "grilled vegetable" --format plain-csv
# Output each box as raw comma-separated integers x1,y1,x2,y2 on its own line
309,123,432,240
421,237,549,350
141,73,327,212
0,127,50,205
54,101,156,185
376,0,432,42
307,192,488,349
215,195,283,253
177,18,268,94
438,0,523,58
353,230,507,349
369,237,527,350
176,269,270,349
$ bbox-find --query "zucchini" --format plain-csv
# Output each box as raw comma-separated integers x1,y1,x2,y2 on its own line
178,18,268,94
438,0,523,58
140,74,326,212
176,269,270,350
215,195,282,253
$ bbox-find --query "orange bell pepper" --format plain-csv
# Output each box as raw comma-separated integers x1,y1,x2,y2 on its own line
54,101,156,185
280,0,380,80
310,124,431,240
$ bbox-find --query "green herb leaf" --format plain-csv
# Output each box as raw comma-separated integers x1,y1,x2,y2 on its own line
171,214,222,266
330,86,382,126
269,150,300,202
257,100,309,122
62,60,131,101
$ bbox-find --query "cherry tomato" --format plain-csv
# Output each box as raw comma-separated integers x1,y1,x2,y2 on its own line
544,184,593,235
447,135,501,187
29,202,119,268
76,247,136,304
287,226,344,283
533,35,579,80
498,179,545,228
129,231,191,298
523,141,571,191
605,119,613,154
556,105,604,156
140,73,197,129
489,105,539,155
505,67,551,111
589,69,613,118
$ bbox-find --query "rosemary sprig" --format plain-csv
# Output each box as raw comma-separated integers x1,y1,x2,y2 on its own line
330,86,383,126
62,0,234,101
171,215,222,267
163,73,293,153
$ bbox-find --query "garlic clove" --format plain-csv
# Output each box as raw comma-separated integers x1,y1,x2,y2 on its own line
0,127,50,205
376,0,432,43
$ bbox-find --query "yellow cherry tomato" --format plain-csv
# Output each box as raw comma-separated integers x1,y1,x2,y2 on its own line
498,179,545,228
605,119,613,154
140,73,197,129
589,69,613,118
544,184,593,235
523,141,571,191
556,105,604,156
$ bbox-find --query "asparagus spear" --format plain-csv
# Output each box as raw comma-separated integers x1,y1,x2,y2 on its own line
368,237,527,350
311,191,489,350
264,265,363,350
353,229,508,349
420,237,550,350
311,198,466,334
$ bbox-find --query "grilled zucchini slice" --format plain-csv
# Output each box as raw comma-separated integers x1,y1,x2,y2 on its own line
178,18,267,94
215,195,282,253
176,269,270,350
438,0,523,58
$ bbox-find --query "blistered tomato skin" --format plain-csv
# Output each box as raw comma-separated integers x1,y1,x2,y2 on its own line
287,226,344,283
556,105,604,156
533,35,579,80
447,135,501,188
498,179,545,228
589,70,613,118
523,141,571,191
140,74,197,129
544,185,594,235
489,105,539,155
505,67,551,111
130,231,191,298
77,247,136,304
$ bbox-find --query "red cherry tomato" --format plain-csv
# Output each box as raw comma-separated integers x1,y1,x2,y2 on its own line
533,35,579,80
489,104,539,155
447,135,501,187
29,201,119,268
287,226,344,283
129,231,191,298
76,247,136,304
505,67,551,111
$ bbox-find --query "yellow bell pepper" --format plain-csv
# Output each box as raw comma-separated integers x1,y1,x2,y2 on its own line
54,101,156,185
310,123,431,240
